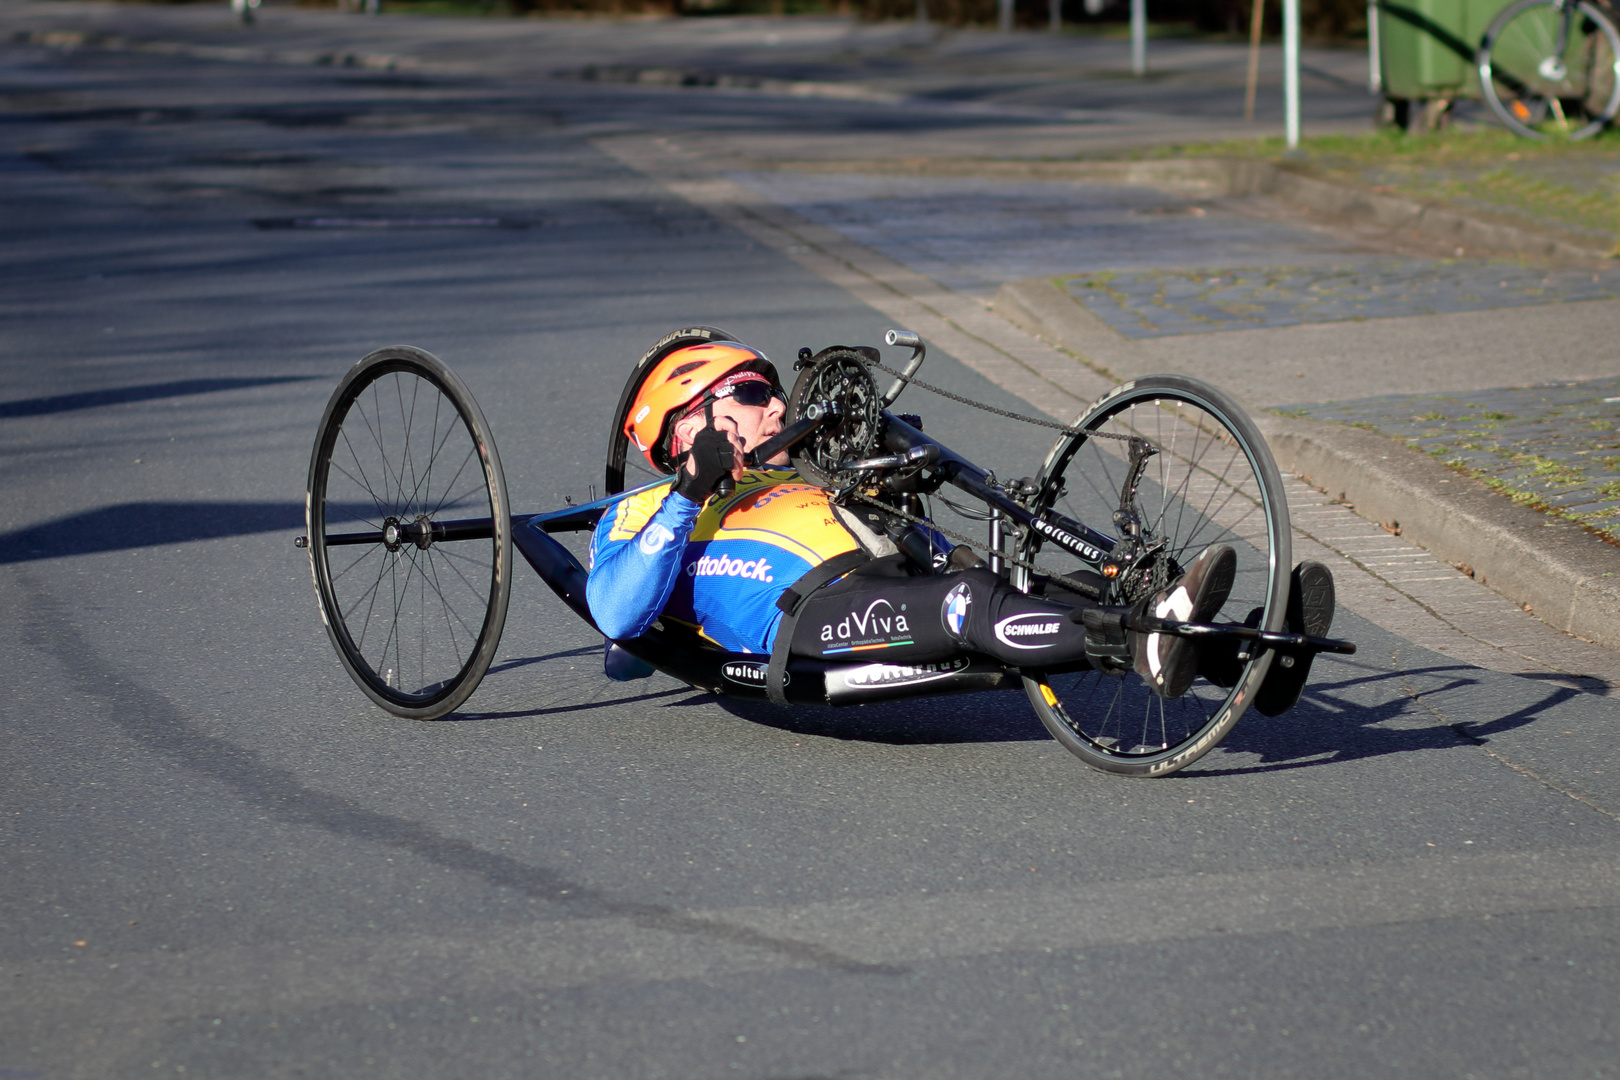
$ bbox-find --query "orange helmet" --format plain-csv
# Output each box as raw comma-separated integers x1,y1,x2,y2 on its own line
625,341,780,472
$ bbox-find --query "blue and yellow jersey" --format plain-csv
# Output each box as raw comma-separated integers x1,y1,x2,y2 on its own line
586,468,862,654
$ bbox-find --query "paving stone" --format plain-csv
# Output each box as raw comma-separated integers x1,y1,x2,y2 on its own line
1065,260,1620,338
1282,375,1620,543
724,171,1368,296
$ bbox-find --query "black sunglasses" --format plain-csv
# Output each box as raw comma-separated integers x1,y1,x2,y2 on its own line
690,379,781,410
718,381,781,407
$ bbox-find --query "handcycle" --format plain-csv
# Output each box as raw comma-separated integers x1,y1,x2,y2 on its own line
299,327,1353,778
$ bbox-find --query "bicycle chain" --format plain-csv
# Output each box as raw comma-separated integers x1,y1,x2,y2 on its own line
862,357,1138,444
843,486,1106,601
820,355,1145,595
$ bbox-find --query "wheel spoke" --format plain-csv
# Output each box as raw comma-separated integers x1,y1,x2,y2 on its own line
338,425,391,523
1017,380,1288,776
311,352,512,716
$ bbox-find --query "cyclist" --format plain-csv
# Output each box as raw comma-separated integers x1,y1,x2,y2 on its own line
587,339,1329,711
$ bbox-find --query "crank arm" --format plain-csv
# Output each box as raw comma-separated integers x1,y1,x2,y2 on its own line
745,409,833,468
837,444,940,473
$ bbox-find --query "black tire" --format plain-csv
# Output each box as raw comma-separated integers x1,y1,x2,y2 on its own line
605,325,740,496
1479,0,1620,140
306,347,512,719
1013,376,1291,778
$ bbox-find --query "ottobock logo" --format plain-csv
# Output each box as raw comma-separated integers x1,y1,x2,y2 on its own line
638,522,675,555
722,660,783,687
833,657,971,691
686,553,774,583
819,598,912,653
994,612,1064,651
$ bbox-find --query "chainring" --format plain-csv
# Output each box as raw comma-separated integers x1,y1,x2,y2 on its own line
786,350,883,490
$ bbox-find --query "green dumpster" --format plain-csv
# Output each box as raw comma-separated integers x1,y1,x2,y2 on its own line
1375,0,1508,126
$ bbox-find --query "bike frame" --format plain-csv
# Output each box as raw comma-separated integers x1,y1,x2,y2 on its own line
505,406,1349,708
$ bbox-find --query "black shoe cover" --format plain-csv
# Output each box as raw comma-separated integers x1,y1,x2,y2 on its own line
1133,544,1236,699
1255,561,1335,717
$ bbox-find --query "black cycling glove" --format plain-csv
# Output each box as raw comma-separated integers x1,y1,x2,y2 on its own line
675,426,738,504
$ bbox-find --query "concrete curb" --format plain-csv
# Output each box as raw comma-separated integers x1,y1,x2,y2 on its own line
993,276,1620,651
773,157,1615,262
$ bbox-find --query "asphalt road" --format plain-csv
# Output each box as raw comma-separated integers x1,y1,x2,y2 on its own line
3,30,1619,1080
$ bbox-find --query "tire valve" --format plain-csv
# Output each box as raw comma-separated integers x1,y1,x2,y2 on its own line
294,535,308,548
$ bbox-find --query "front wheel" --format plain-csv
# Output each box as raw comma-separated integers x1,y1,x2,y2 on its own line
306,347,512,719
1479,0,1620,140
1014,376,1291,777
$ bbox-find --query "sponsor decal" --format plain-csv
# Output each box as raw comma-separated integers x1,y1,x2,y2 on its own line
686,553,774,583
638,522,675,555
1029,516,1102,561
634,404,651,425
819,598,913,654
941,581,972,639
831,656,971,691
721,660,784,687
749,484,818,510
994,612,1065,651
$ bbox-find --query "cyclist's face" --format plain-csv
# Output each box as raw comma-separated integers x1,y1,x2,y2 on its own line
671,388,787,464
713,391,786,452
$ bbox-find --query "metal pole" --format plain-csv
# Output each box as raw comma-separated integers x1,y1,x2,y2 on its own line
1050,0,1062,32
1000,0,1014,33
917,0,928,23
1131,0,1147,75
1367,0,1382,93
1245,0,1264,122
1283,0,1300,147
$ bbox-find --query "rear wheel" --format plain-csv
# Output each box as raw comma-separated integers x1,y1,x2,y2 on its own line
605,326,740,496
306,347,512,719
1014,376,1291,777
1479,0,1620,140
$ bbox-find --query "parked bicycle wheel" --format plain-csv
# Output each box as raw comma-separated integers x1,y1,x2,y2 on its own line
1479,0,1620,139
1014,376,1291,778
306,347,512,719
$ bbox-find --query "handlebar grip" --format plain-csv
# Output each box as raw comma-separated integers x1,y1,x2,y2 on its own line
714,475,734,500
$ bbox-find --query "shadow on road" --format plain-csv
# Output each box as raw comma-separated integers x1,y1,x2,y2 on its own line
718,687,1050,745
0,375,317,418
1202,660,1607,775
0,500,304,563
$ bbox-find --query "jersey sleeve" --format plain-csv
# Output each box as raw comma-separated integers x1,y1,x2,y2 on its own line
587,486,704,641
